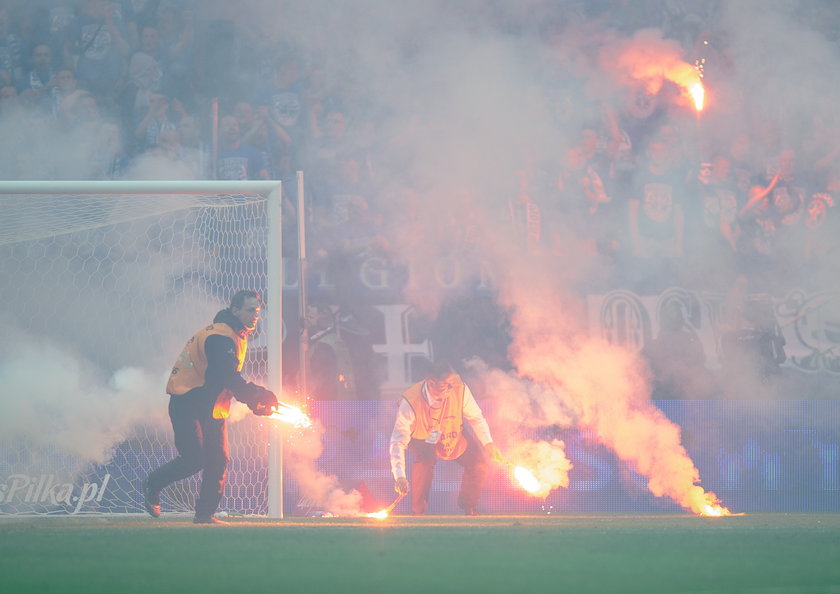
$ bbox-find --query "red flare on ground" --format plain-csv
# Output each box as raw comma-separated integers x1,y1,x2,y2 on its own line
366,492,406,520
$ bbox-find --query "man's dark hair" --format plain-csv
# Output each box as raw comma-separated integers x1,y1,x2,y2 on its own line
425,359,455,381
230,290,261,309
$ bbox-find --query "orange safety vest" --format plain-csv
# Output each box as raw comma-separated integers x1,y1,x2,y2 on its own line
166,322,247,419
402,377,468,460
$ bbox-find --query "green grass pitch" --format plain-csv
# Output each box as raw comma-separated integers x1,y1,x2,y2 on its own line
2,514,839,593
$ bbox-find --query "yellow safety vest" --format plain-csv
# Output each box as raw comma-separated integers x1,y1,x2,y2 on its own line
166,323,247,419
402,378,467,460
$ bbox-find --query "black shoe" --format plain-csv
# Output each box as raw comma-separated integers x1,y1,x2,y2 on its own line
193,515,228,525
142,479,161,518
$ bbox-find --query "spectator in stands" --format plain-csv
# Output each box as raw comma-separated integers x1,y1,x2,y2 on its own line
738,149,808,290
802,169,840,285
561,124,625,261
154,5,196,109
156,2,195,77
308,108,349,165
65,0,130,102
217,114,269,180
133,91,178,155
801,112,840,189
254,53,306,175
119,51,162,152
138,24,164,63
710,155,744,254
727,134,757,195
143,290,279,524
29,3,75,67
389,360,503,515
17,44,56,110
0,7,24,87
234,100,270,152
628,139,685,292
682,158,740,289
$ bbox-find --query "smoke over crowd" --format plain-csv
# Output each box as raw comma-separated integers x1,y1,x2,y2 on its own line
2,0,840,515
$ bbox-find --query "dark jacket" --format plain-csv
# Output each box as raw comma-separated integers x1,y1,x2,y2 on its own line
189,308,267,410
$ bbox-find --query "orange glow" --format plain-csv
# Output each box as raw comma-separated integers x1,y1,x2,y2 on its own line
700,504,730,517
269,402,313,428
513,466,542,494
666,64,705,112
499,441,572,499
689,488,733,517
366,492,406,520
689,82,705,111
606,30,707,113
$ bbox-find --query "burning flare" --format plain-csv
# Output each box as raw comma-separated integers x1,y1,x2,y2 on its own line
691,487,732,517
688,81,704,111
513,466,542,494
498,440,572,499
269,402,313,428
603,29,707,113
366,492,406,520
700,504,730,517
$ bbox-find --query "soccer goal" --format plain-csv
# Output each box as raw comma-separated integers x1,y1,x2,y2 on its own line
0,180,287,518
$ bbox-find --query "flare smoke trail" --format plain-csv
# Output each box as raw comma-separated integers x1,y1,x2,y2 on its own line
482,255,726,514
600,28,704,108
281,419,364,516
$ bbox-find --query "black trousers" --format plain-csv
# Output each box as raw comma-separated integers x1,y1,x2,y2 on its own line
146,392,229,519
408,432,488,515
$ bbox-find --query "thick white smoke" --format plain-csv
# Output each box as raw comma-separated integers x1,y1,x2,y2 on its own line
282,419,364,517
0,323,167,466
3,0,839,514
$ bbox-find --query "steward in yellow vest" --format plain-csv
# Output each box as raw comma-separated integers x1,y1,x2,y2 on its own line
144,290,279,524
389,360,503,515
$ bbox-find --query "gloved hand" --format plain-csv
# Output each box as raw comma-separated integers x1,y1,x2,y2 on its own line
394,477,410,496
250,388,279,416
484,442,504,463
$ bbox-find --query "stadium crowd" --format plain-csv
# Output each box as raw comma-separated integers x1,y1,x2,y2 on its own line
2,1,839,401
2,1,838,297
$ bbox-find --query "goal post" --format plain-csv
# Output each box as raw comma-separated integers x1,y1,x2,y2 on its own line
0,180,286,518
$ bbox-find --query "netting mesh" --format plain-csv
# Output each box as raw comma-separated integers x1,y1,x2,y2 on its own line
0,187,278,516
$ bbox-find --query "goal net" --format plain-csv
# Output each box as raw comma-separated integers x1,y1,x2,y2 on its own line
0,181,285,516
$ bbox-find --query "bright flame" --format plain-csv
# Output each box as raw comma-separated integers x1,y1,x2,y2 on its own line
605,30,707,113
513,466,542,494
699,503,732,517
366,493,406,519
689,82,704,111
690,488,732,517
269,402,313,428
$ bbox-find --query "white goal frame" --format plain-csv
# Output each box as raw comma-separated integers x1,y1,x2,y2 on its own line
0,180,287,518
